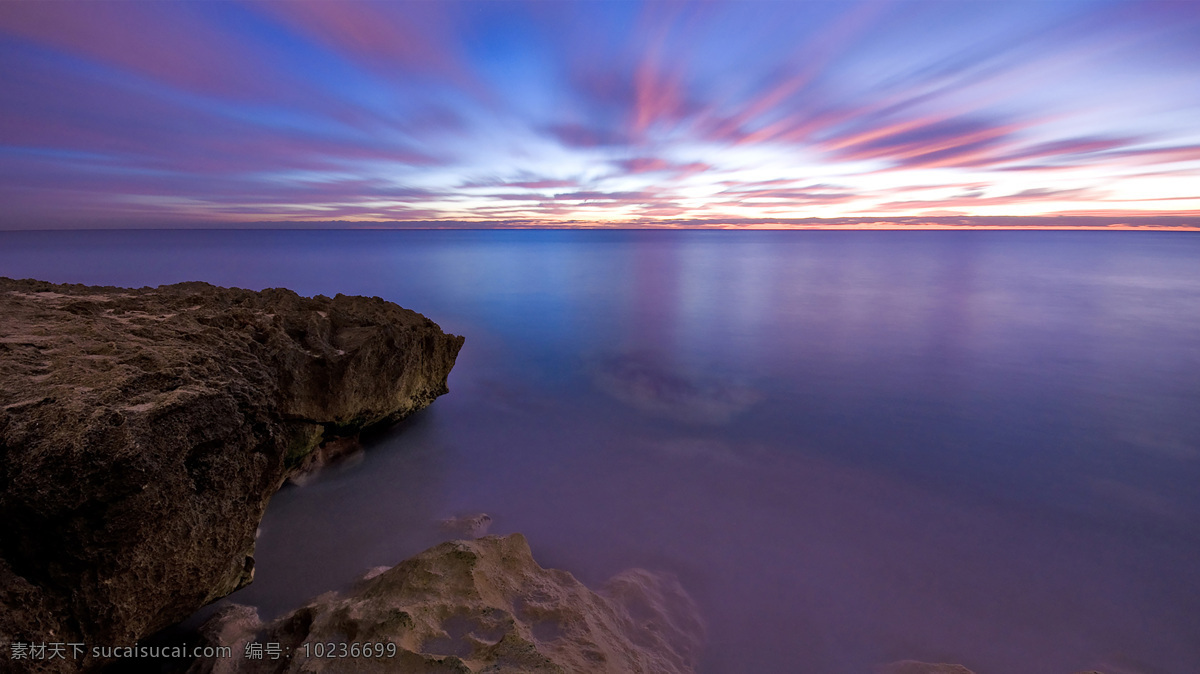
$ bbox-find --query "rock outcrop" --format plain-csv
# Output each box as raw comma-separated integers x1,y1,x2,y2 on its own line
192,533,705,674
0,278,464,672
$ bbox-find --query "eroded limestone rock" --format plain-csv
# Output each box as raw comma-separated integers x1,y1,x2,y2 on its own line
192,533,705,674
0,278,463,671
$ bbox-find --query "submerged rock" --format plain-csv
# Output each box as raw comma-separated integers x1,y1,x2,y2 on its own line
879,662,978,674
192,533,705,674
591,353,761,425
0,278,463,671
439,513,494,539
880,662,1108,674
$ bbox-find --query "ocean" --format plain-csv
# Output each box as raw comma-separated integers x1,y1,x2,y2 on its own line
2,229,1197,673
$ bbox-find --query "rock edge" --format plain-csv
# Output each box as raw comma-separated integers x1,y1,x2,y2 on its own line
192,533,706,674
0,277,464,672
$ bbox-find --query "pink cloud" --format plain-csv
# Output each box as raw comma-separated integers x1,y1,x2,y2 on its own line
509,179,580,189
875,187,1103,212
253,1,480,93
618,157,711,178
463,178,580,190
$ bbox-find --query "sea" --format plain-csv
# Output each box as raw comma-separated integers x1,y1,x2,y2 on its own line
2,229,1197,674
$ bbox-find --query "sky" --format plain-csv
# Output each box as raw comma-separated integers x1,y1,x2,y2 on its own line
0,0,1198,230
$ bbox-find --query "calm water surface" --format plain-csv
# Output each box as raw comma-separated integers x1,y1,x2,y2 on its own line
2,230,1198,673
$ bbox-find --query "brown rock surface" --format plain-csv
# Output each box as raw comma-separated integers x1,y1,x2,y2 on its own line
0,277,463,671
191,533,705,674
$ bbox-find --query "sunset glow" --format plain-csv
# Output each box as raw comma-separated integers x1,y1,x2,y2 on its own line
1,0,1198,229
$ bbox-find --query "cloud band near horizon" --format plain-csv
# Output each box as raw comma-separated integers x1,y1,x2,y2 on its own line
1,0,1198,230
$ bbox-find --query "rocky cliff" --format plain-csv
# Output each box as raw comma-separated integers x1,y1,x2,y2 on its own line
191,533,706,674
0,278,464,672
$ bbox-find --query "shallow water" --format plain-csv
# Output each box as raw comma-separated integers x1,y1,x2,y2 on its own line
3,229,1198,673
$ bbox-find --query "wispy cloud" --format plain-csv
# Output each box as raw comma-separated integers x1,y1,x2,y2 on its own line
0,0,1197,228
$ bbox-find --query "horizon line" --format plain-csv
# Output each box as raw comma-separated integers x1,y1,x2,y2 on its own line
3,224,1199,233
